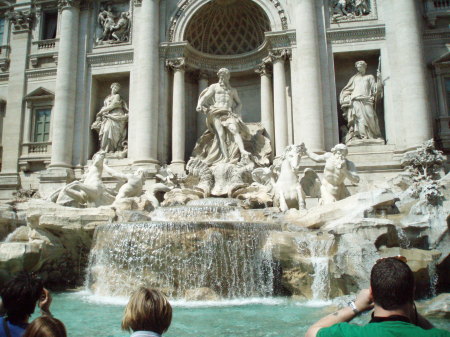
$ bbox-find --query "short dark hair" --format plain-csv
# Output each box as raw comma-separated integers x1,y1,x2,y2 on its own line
122,288,172,334
1,272,44,322
370,258,415,310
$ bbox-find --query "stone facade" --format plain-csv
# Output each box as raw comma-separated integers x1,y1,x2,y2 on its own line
0,0,448,198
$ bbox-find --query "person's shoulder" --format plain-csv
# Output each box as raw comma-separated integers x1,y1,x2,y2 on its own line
317,322,363,337
425,327,450,337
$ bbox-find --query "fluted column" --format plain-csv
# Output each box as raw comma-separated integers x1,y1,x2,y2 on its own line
49,0,80,169
130,0,160,166
386,0,432,148
167,58,186,173
266,50,289,156
255,63,274,147
197,71,209,138
294,0,324,152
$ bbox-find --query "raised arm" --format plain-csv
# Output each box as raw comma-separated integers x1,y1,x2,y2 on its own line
103,163,128,181
306,149,330,163
306,289,374,337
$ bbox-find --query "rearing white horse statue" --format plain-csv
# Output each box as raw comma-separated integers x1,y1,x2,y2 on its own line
273,144,307,211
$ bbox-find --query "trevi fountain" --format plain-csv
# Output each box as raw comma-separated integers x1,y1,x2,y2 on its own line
0,0,448,336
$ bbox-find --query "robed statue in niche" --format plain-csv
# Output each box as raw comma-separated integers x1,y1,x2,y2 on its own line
92,82,129,155
340,60,383,144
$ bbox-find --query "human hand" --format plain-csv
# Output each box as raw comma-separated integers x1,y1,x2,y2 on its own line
354,288,374,312
38,288,52,315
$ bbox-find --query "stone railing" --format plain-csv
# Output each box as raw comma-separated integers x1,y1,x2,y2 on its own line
424,0,450,26
427,0,450,10
31,38,59,53
22,141,51,155
30,39,59,67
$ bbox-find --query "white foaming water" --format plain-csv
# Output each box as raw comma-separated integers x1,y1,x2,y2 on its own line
85,219,280,299
70,290,336,309
150,206,245,222
294,233,334,300
396,227,410,248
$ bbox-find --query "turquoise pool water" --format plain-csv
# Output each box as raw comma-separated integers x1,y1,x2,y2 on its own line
38,292,450,337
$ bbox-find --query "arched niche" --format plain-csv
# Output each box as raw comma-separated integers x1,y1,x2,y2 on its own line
168,0,289,44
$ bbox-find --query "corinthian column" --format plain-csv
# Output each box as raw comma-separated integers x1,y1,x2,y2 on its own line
255,63,274,147
385,0,432,148
129,0,160,167
49,0,80,169
294,0,324,152
265,50,289,156
167,58,186,173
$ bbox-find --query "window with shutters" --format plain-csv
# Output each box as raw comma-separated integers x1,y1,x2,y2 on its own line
33,108,51,142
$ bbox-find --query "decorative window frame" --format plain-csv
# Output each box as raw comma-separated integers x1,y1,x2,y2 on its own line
20,87,54,170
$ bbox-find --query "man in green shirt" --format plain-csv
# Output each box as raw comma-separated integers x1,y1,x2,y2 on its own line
306,257,450,337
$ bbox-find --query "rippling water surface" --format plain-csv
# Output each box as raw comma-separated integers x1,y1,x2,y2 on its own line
40,292,449,337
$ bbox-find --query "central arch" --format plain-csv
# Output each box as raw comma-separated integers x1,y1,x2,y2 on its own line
168,0,288,44
184,0,271,55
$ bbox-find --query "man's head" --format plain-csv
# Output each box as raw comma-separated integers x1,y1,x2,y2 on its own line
370,257,415,310
331,144,348,158
217,68,231,84
1,272,44,322
355,60,367,74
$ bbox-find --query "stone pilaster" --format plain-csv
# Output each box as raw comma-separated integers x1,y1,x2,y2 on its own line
264,49,290,156
166,58,186,174
385,0,432,149
255,63,274,148
0,9,34,197
129,0,160,168
294,0,324,152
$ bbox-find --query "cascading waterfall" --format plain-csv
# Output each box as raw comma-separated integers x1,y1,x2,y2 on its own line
294,233,334,300
86,220,280,298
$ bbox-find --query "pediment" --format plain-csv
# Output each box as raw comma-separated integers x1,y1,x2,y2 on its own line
24,87,55,101
432,44,450,66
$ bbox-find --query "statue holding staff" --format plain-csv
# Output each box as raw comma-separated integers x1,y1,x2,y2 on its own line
340,60,383,143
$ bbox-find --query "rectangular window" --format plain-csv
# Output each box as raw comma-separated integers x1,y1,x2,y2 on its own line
33,108,51,142
0,17,5,45
41,12,57,40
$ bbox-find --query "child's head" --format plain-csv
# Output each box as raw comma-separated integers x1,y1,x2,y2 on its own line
122,288,172,335
23,316,67,337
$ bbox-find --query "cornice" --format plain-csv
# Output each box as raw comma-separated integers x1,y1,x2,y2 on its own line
327,25,385,44
86,50,134,67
